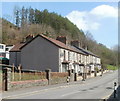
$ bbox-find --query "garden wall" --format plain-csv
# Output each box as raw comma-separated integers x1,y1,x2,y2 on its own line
10,79,48,90
50,72,68,85
3,69,69,91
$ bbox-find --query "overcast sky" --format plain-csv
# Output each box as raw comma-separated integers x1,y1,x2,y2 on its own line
2,2,118,48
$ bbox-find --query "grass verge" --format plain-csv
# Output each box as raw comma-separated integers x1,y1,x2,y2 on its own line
106,65,118,70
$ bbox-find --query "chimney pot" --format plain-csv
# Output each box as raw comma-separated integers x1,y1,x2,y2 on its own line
56,36,67,44
71,40,79,47
25,34,34,43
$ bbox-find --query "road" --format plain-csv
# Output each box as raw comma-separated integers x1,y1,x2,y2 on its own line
2,71,118,99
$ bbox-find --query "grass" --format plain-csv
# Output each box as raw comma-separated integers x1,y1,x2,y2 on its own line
106,65,118,70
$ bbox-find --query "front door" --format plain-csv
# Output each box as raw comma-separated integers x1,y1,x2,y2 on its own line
62,64,68,72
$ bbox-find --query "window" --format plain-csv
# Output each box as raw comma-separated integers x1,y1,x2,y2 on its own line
6,48,9,51
64,50,66,60
79,54,81,63
73,53,75,60
0,45,4,49
0,53,6,57
68,52,70,61
77,54,78,62
62,64,68,72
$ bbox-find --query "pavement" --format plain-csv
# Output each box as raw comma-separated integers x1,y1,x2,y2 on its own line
107,85,120,101
1,70,118,100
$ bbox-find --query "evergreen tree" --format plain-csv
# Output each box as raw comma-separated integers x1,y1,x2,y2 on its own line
21,6,25,27
29,7,35,24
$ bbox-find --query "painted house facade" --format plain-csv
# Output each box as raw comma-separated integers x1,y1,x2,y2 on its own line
0,43,14,59
0,43,6,57
5,45,14,59
72,44,101,73
10,34,101,73
59,47,87,73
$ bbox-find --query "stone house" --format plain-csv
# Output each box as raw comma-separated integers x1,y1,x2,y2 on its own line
73,44,101,72
10,34,88,73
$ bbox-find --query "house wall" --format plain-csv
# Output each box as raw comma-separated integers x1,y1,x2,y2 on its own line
59,49,70,72
81,54,84,64
59,48,86,73
21,36,59,72
9,52,21,67
96,58,101,64
59,49,72,72
0,44,6,57
6,46,14,59
93,56,96,64
0,43,6,53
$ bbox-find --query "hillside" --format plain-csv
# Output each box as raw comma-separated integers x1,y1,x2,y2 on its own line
1,7,117,67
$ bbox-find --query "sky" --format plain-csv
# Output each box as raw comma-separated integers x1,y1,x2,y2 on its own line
2,2,118,49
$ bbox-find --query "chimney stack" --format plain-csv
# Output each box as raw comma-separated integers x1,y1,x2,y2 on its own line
71,40,80,47
56,36,67,44
85,46,88,50
25,34,34,43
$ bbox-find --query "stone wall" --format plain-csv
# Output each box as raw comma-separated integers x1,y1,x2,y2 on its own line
50,72,69,85
2,68,109,91
3,69,70,91
10,79,48,90
51,77,67,85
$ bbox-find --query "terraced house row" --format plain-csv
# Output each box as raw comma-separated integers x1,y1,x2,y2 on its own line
10,34,101,74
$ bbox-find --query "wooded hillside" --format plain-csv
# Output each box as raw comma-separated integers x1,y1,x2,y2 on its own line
2,7,118,67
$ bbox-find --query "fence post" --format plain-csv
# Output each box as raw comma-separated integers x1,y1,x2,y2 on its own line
82,66,85,81
7,68,11,91
74,73,77,81
0,68,2,92
2,68,11,91
85,66,87,79
45,69,51,85
94,67,97,77
70,69,74,82
89,66,91,76
12,64,15,81
100,68,103,76
68,70,71,76
18,64,22,81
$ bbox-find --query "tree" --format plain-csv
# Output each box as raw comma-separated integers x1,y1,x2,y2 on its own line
14,6,20,27
21,6,25,27
29,7,35,24
3,7,118,67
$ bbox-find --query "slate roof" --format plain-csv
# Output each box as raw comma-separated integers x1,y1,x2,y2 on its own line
10,34,84,55
10,34,97,57
73,45,99,58
10,43,25,52
69,46,87,55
